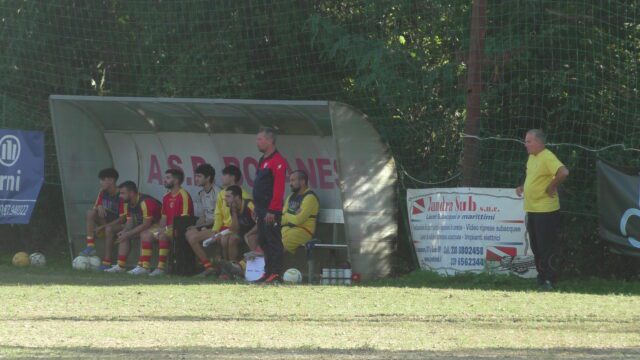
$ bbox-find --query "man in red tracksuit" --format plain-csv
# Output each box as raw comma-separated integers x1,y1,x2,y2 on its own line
252,127,288,284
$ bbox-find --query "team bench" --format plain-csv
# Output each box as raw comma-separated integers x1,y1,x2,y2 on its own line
301,208,350,284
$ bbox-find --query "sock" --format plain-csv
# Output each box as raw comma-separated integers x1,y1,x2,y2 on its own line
102,258,111,266
86,236,95,248
118,255,127,268
141,239,152,269
200,257,212,269
158,240,170,270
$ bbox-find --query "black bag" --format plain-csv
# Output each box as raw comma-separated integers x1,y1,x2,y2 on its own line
170,216,198,276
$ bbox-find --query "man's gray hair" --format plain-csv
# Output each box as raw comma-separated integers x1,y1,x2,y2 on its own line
527,129,546,144
258,126,277,145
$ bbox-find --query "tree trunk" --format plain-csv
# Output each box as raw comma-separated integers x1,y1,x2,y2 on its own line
462,0,487,186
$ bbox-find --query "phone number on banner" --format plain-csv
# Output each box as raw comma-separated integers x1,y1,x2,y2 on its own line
449,257,485,267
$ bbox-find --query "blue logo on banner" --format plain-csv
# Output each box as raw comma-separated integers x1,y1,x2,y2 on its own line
0,130,44,224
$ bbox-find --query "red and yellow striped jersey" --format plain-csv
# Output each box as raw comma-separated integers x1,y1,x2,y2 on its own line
126,193,162,226
161,188,194,226
94,189,125,220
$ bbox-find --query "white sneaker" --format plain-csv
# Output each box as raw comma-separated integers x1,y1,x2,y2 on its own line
105,265,125,273
127,266,149,275
149,268,166,277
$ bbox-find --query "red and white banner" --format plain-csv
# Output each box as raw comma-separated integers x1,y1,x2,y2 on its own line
407,188,537,278
104,133,343,214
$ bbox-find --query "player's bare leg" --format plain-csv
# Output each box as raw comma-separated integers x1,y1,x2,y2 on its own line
81,209,105,256
228,235,242,262
245,228,259,252
220,234,230,260
97,223,122,271
188,228,217,277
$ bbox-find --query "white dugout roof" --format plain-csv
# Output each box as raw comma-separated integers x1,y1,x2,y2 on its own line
49,96,397,279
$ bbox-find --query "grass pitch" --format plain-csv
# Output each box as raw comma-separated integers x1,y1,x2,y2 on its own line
0,263,638,359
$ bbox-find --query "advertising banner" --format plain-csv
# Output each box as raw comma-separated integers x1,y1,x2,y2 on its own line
0,129,44,224
407,188,536,277
597,161,640,256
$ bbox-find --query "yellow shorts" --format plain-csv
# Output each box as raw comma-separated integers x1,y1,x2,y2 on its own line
282,227,313,254
149,225,173,239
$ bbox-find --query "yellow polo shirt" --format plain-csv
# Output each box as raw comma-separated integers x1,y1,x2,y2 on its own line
523,148,565,213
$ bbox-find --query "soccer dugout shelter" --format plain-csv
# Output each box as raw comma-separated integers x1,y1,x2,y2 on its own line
49,95,397,280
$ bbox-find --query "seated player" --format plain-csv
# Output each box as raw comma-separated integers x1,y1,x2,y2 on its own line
221,185,257,278
185,164,218,275
104,181,162,273
193,163,217,228
282,170,319,254
81,168,126,268
128,169,194,276
211,165,252,262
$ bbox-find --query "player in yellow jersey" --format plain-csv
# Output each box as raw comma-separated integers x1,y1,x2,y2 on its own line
189,165,251,277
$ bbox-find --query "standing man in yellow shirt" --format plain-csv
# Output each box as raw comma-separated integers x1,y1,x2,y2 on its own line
516,129,569,290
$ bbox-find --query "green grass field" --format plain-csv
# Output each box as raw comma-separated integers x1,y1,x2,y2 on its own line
1,263,639,359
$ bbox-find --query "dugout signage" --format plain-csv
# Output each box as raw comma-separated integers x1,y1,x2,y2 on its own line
407,188,537,278
0,129,44,224
103,133,342,212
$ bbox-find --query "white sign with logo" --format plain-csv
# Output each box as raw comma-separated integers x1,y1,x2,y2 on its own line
0,130,44,224
407,188,537,278
0,135,21,167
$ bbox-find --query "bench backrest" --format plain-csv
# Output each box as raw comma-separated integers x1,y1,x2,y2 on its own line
318,209,344,224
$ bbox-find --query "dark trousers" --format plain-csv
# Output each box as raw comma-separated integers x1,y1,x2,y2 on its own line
257,214,284,275
526,211,562,283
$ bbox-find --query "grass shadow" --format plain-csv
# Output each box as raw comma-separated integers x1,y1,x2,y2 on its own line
1,344,639,359
365,270,640,295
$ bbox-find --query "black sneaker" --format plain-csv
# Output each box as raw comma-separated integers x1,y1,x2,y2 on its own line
538,280,554,292
222,261,244,279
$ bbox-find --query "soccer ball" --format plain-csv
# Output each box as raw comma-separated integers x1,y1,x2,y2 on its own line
72,256,91,270
87,256,102,270
283,268,303,284
12,252,30,267
29,252,46,267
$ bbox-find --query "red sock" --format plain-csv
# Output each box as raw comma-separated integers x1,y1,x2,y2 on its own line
118,255,127,268
86,236,95,248
200,257,212,269
102,258,111,266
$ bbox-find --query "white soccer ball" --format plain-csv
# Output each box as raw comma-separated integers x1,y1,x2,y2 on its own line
29,252,46,267
87,256,102,270
72,256,91,270
283,268,303,284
